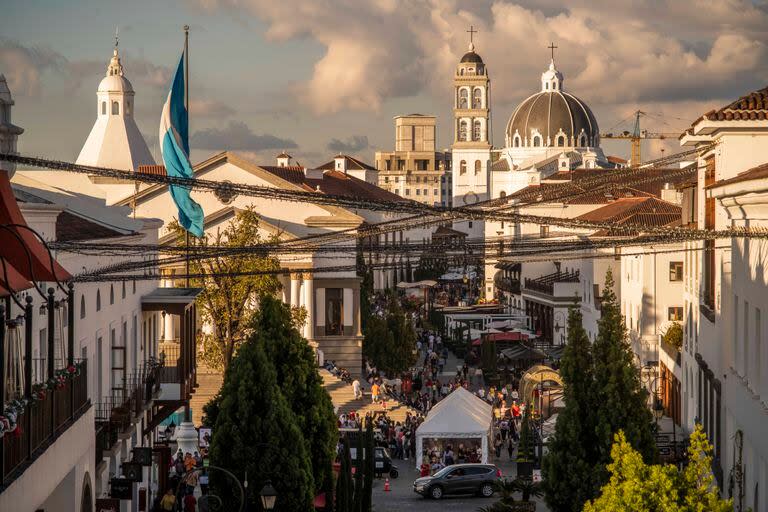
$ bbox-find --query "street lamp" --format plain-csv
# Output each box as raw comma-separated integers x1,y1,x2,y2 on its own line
259,481,277,510
652,396,664,423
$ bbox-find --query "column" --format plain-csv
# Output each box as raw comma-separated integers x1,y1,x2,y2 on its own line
279,274,290,304
303,274,314,339
290,273,302,308
163,311,174,342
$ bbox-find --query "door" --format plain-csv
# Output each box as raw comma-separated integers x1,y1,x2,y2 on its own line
443,468,469,494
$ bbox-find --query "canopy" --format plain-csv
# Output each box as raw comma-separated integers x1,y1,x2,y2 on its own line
396,280,437,289
499,344,547,362
519,365,563,405
415,387,493,468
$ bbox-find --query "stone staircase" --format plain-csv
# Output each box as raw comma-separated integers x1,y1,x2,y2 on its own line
190,364,224,426
319,369,416,423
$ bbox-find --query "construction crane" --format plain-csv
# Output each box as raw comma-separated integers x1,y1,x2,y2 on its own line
600,110,680,167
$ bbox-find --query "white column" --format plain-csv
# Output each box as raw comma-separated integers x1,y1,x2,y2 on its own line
290,273,302,308
415,435,423,470
280,274,289,304
303,274,314,339
163,312,174,342
481,435,489,464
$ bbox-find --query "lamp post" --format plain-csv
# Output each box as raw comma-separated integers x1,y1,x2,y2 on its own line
259,480,277,511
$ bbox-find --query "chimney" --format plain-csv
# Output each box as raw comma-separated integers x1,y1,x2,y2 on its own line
334,154,347,173
660,182,682,205
558,152,570,171
303,167,325,179
276,152,292,167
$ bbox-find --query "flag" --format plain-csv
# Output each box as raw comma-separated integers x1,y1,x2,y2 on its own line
159,52,204,237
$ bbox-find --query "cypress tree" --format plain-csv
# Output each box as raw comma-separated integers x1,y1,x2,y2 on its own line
208,335,314,511
363,419,374,512
592,270,656,479
517,404,534,463
542,306,600,511
353,425,364,512
336,437,353,512
252,295,338,496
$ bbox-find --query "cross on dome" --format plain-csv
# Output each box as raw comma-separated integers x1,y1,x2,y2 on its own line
541,43,563,92
467,25,478,52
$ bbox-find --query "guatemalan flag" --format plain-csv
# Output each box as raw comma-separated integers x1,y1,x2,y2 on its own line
159,53,204,237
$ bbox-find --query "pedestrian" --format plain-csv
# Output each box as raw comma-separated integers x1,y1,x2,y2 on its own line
352,378,362,400
507,438,515,460
183,492,197,512
371,381,380,403
199,468,209,495
494,434,503,458
183,469,199,496
159,488,176,512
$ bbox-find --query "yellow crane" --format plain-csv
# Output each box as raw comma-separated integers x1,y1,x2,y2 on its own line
600,110,680,167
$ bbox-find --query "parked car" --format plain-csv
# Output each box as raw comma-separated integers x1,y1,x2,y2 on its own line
413,463,502,499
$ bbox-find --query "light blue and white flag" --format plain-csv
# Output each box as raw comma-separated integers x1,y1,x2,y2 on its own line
159,53,204,237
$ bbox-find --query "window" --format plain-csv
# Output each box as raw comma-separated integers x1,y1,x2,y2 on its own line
433,189,438,195
101,102,106,115
384,177,389,183
473,119,482,141
460,160,467,175
394,177,399,183
109,284,114,305
472,88,482,109
459,120,468,141
513,135,521,147
132,280,136,294
668,307,683,321
405,189,410,196
416,189,421,195
325,288,343,336
499,191,506,198
532,135,541,147
126,101,131,115
474,160,481,174
423,189,428,196
468,221,473,228
578,134,587,147
96,289,101,311
121,281,126,299
540,225,549,238
545,83,549,90
556,135,566,147
703,157,716,310
458,88,468,108
111,101,119,115
669,261,683,281
80,295,86,319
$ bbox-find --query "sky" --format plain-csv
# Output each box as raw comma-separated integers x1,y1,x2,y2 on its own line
2,0,768,167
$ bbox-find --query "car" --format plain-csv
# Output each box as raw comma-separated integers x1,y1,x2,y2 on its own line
413,463,502,499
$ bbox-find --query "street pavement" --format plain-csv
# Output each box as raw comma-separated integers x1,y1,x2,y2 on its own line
371,457,551,512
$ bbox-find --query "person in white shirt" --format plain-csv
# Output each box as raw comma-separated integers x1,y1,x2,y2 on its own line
352,379,362,400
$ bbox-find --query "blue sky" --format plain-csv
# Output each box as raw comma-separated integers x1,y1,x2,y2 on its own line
3,0,767,167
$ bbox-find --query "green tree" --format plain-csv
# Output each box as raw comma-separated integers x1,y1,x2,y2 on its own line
583,425,732,512
362,294,416,375
543,307,601,511
208,335,314,511
357,252,374,331
169,206,281,370
592,270,656,477
252,295,337,496
336,437,353,512
517,404,534,463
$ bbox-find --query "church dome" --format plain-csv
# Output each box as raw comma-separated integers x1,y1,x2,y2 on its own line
505,60,599,148
97,48,134,94
460,51,483,64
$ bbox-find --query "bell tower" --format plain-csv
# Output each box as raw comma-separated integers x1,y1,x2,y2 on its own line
451,26,491,238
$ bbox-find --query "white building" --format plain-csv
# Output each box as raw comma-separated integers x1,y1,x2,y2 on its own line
679,85,768,505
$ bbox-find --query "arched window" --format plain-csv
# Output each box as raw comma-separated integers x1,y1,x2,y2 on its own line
579,133,587,147
121,281,126,299
459,120,468,141
458,88,468,109
80,295,86,319
473,119,482,141
109,284,114,305
111,101,119,115
459,68,464,76
513,135,521,148
532,135,541,147
132,280,136,294
96,289,101,312
472,88,482,109
101,102,106,115
499,191,507,198
556,135,566,147
545,83,549,90
474,160,481,174
460,160,467,175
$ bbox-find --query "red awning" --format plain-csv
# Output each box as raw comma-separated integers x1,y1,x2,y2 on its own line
0,171,71,282
0,259,32,296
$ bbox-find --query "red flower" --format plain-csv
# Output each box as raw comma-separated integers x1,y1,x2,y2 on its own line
67,365,76,373
13,425,22,437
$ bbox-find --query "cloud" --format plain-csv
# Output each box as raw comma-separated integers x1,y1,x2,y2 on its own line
190,121,298,151
327,135,370,153
191,0,768,119
190,98,236,118
0,39,66,96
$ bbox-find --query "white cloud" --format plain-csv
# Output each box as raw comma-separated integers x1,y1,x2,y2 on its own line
191,0,768,121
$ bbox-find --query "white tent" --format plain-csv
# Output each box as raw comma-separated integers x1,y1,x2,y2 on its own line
415,387,494,469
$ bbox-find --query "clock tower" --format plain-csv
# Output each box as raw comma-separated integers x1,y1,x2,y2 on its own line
451,27,491,239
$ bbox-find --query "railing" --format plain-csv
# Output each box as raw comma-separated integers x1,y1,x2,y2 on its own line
159,344,181,384
93,358,163,466
2,360,89,486
524,270,580,295
660,337,682,367
494,274,520,294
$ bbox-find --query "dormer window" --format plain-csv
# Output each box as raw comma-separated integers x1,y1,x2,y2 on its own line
101,102,106,115
111,101,119,115
545,83,549,90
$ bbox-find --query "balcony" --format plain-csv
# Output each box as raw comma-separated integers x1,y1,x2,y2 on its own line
2,360,89,488
524,269,580,296
494,274,520,294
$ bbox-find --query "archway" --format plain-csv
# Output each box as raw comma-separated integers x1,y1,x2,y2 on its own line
80,472,93,512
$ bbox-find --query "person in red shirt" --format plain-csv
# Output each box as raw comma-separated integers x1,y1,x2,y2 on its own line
420,462,431,477
183,492,196,512
511,402,521,419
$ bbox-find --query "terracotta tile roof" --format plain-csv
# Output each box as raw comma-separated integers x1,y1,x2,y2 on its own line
491,158,510,171
136,165,167,176
576,197,681,230
706,86,768,121
706,161,768,189
433,225,468,237
56,211,127,242
607,155,628,164
259,166,410,203
508,167,693,205
316,155,376,171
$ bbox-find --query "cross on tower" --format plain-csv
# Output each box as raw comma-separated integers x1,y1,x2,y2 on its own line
115,26,119,48
467,25,478,45
548,42,558,62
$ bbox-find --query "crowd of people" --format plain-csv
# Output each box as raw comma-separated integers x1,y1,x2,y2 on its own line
154,450,209,512
337,410,426,462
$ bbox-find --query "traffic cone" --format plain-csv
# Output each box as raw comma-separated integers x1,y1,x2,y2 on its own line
384,478,391,492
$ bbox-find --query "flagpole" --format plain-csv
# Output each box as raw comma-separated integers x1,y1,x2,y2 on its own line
184,24,190,288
